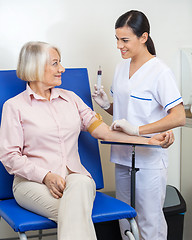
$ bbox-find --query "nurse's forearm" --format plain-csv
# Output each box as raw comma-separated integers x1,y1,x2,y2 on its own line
139,104,186,135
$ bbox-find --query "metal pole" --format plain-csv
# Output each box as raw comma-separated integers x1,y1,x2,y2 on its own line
131,145,139,208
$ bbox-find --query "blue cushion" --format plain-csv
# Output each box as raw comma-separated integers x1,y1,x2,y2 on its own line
0,192,136,232
0,199,57,232
92,192,137,223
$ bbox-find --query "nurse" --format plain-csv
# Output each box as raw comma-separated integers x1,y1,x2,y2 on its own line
92,10,186,240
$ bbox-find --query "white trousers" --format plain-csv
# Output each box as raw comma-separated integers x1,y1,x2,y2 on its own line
13,173,97,240
115,164,167,240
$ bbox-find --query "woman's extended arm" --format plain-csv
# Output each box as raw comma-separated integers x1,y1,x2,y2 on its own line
88,116,174,148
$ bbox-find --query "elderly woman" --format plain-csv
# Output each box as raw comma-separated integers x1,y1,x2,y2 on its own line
0,41,174,240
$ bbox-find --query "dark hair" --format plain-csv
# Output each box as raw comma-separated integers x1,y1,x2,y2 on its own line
115,10,156,56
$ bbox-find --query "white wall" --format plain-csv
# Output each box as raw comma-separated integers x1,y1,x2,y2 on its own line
181,127,192,240
0,0,192,238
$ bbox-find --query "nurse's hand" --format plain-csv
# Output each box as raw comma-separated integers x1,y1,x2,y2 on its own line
92,85,110,110
111,119,139,136
43,172,66,199
148,130,174,148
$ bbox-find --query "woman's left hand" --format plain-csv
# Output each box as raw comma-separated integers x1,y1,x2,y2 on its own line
148,130,174,148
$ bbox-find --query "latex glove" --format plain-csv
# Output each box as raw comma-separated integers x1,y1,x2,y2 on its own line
111,119,139,136
92,84,110,110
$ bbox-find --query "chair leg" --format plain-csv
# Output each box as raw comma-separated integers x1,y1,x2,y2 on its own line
18,232,27,240
38,230,43,240
126,218,140,240
124,231,135,240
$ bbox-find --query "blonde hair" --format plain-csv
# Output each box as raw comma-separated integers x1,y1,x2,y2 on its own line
17,41,61,82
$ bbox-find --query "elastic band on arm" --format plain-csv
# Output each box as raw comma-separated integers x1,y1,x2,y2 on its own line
87,113,103,134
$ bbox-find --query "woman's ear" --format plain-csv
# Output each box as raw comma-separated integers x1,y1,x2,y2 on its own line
140,32,148,44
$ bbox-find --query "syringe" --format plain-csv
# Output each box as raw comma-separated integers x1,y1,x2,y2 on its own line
97,66,102,93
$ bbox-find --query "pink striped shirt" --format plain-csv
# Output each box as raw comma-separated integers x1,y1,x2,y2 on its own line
0,84,96,183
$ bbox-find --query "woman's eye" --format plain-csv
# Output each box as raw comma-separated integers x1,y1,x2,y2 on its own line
123,40,129,43
53,62,58,66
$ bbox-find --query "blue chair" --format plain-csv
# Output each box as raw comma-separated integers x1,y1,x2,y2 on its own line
0,69,139,240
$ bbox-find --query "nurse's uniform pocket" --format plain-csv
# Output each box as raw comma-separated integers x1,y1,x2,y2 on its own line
129,91,152,118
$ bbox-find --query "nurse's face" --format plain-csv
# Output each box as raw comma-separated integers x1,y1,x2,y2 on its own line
115,26,147,60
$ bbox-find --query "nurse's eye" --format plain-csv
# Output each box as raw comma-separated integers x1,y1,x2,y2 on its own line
123,39,129,43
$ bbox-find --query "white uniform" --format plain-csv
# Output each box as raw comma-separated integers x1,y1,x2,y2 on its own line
111,57,183,240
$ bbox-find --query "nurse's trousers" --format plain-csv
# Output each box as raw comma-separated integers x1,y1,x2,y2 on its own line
115,164,167,240
13,173,97,240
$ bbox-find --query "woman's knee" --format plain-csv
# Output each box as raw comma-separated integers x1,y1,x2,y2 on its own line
66,174,96,193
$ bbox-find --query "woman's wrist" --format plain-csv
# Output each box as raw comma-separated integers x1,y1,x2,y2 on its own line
43,171,51,184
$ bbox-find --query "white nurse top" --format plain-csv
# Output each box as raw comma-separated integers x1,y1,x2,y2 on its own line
110,57,183,169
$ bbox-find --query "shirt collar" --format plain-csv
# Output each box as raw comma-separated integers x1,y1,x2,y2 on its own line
26,84,69,104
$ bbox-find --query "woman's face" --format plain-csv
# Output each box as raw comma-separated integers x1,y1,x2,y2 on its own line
115,26,146,60
43,48,65,87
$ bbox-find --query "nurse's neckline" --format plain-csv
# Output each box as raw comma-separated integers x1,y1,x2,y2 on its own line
129,56,156,80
